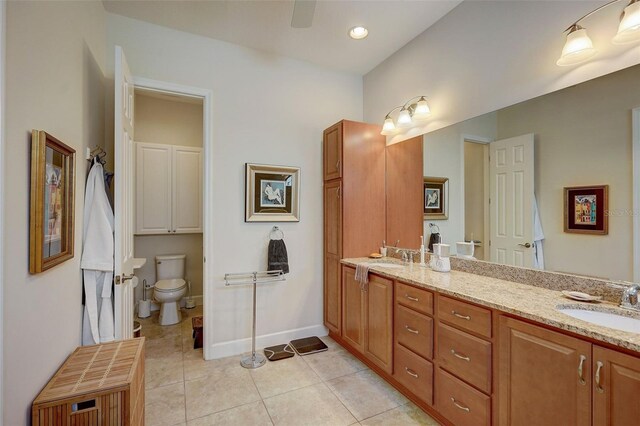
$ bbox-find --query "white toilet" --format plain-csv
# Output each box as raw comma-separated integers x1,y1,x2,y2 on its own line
154,254,187,326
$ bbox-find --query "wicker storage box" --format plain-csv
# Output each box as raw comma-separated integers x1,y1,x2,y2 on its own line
32,338,145,426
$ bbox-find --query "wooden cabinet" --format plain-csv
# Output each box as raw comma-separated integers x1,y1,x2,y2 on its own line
342,266,393,373
592,345,640,425
342,266,364,352
436,368,491,426
323,120,385,335
498,316,592,426
364,274,393,374
323,122,342,181
385,136,424,249
324,180,342,334
135,142,202,235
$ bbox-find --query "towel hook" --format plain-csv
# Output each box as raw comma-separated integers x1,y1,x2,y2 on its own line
270,226,284,240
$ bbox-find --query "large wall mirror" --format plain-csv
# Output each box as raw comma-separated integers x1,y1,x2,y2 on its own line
388,63,640,282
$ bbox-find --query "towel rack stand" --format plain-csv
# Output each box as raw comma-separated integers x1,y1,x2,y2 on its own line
224,270,285,368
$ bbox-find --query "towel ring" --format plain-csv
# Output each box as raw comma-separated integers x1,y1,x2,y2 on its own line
270,226,284,240
429,223,440,233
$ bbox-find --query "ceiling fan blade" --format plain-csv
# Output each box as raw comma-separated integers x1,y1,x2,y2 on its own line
291,0,316,28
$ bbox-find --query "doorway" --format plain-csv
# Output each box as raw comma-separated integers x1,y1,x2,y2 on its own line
127,76,213,360
463,139,489,260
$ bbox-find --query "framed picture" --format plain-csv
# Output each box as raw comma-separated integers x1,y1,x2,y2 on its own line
245,163,300,222
424,177,448,219
564,185,608,235
29,130,76,273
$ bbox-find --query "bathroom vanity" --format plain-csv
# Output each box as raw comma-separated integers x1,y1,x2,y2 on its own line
332,259,640,426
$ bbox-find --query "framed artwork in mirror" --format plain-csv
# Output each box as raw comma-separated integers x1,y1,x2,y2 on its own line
424,176,448,220
245,163,300,222
564,185,608,235
29,130,76,273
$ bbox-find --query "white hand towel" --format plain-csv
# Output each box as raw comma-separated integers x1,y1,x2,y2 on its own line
533,195,545,270
355,263,370,285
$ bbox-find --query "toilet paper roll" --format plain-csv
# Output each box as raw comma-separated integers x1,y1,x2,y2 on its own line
138,299,151,318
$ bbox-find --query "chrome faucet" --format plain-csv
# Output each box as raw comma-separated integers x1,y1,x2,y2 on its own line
620,284,640,311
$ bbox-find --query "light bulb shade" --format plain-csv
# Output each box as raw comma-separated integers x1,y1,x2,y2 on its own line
413,98,431,120
381,117,396,135
613,1,640,44
557,27,597,66
397,108,412,127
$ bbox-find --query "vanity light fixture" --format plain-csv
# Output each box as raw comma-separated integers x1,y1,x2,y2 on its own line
380,96,431,136
349,26,369,40
558,0,640,66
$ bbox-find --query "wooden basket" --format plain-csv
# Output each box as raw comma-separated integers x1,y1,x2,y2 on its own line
32,338,145,426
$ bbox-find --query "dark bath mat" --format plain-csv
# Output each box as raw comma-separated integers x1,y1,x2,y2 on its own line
264,344,295,361
289,336,328,356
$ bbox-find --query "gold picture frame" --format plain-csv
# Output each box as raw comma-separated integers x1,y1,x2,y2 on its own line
563,185,608,235
245,163,300,222
424,176,449,220
29,130,76,273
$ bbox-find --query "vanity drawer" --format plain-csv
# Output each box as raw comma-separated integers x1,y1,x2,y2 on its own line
436,368,491,426
394,344,434,405
437,323,492,393
438,296,492,338
396,281,433,316
395,304,433,359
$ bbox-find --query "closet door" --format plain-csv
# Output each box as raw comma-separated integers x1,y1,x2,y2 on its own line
135,142,172,234
172,146,203,233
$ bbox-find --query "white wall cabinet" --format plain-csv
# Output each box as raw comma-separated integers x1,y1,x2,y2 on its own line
135,142,202,234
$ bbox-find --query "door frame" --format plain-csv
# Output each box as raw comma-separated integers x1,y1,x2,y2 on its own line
632,107,640,282
459,134,492,254
0,0,5,418
132,76,214,359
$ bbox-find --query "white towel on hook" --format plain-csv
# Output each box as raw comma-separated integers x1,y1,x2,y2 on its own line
355,263,370,285
533,195,545,270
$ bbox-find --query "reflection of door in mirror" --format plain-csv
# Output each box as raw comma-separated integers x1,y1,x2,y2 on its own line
489,134,534,268
463,140,489,261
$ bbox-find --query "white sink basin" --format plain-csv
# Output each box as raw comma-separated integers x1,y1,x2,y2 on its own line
557,306,640,334
368,262,405,269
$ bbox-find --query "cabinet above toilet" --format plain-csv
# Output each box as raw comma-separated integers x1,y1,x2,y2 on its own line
135,142,203,235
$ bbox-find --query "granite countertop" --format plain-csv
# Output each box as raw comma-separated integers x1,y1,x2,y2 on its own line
342,257,640,353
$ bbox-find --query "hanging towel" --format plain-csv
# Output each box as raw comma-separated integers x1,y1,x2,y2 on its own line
533,195,545,270
268,239,289,274
355,263,370,286
81,159,115,345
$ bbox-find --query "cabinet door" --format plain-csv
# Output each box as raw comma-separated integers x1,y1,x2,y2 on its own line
498,316,591,426
593,345,640,425
323,122,342,181
135,142,172,234
324,181,342,334
342,266,364,353
172,146,202,233
365,274,393,374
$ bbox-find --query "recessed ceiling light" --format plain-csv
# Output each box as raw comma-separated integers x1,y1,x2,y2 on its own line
349,26,368,40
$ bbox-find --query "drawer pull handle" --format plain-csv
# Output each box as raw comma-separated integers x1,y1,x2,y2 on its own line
405,367,419,378
405,325,419,334
595,361,604,393
578,354,587,385
451,397,470,412
451,310,471,320
451,349,470,362
405,294,419,302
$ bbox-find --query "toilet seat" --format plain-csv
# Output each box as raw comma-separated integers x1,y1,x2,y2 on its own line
154,278,187,293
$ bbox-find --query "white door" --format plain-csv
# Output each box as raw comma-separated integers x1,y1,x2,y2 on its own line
489,134,534,267
172,146,203,233
135,142,172,234
114,46,135,340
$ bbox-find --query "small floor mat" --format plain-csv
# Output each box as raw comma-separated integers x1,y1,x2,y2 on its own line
264,344,295,361
289,336,328,356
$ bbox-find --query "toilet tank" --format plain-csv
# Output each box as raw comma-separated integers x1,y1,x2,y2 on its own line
155,254,186,280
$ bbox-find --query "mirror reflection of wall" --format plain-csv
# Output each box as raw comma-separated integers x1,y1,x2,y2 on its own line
401,63,640,282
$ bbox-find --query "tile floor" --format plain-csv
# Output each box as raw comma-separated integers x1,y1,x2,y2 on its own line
139,306,440,425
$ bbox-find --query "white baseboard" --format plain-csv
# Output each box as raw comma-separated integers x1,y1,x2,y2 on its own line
206,324,329,360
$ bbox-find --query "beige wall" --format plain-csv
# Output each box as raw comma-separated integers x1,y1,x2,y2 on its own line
133,93,204,301
135,92,203,147
3,1,106,423
497,65,638,281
